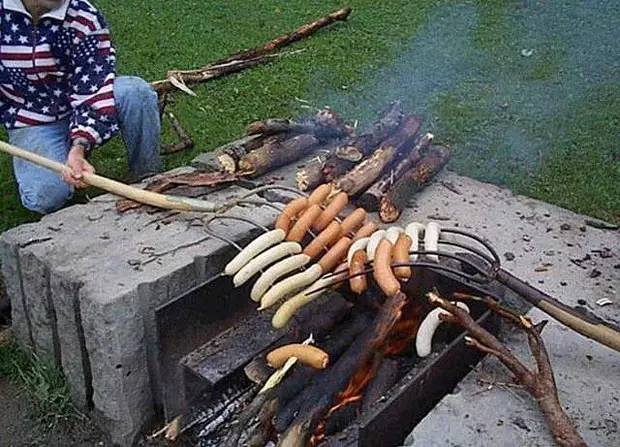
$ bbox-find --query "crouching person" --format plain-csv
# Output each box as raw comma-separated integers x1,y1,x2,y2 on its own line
0,0,161,214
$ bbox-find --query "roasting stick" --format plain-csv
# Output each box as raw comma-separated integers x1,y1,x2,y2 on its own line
0,140,222,212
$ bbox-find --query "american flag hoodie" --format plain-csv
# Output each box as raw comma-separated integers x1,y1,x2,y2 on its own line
0,0,118,147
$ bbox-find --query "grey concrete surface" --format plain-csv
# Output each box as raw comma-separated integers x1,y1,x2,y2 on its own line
2,163,618,446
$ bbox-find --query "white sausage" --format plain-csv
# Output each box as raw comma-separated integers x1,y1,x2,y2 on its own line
424,222,441,262
259,264,323,310
385,226,404,244
272,270,348,329
416,302,470,357
405,222,425,261
233,242,301,287
250,254,311,302
347,237,370,266
366,230,386,261
224,229,286,276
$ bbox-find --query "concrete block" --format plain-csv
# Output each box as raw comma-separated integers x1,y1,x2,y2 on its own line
18,249,59,362
49,269,92,410
0,238,31,348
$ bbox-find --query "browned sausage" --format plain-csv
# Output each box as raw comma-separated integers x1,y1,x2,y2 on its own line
318,236,352,273
303,221,342,260
266,344,329,369
275,197,308,233
373,239,401,297
393,233,413,280
286,204,322,243
313,192,349,232
339,208,367,237
307,184,332,207
352,221,379,241
349,250,368,294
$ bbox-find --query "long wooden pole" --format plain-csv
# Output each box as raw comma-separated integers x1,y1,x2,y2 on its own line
0,140,219,213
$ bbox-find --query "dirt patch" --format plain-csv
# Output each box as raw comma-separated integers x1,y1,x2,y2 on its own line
0,376,105,447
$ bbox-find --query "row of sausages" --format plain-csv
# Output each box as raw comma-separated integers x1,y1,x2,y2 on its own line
224,183,442,330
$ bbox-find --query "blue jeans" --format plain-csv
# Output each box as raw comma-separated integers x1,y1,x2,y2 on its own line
8,76,161,214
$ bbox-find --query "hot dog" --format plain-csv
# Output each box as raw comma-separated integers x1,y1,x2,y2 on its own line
303,221,342,260
307,184,332,207
266,344,329,369
275,197,308,233
286,204,322,243
349,250,368,294
373,239,401,296
393,233,413,280
313,192,348,232
338,208,367,237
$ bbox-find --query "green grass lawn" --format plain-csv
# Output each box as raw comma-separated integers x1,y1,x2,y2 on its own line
1,0,618,233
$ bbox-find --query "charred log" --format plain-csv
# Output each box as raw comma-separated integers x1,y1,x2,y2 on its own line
239,134,320,177
275,311,373,432
357,133,433,211
192,134,268,173
379,145,451,223
334,116,422,197
247,109,349,141
317,102,404,186
277,292,408,446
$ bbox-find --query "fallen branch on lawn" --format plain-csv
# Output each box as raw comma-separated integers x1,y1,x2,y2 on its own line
162,111,194,154
428,292,587,447
151,7,352,95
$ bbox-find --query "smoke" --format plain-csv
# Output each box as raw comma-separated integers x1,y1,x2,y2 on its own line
318,1,619,187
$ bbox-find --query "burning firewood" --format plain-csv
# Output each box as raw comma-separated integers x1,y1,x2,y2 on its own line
152,7,352,95
379,145,451,223
277,291,408,447
239,134,320,177
296,102,404,191
333,115,422,197
358,132,434,211
428,292,587,447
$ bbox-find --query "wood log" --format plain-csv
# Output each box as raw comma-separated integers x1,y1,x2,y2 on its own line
361,358,399,413
379,145,451,223
319,101,404,185
274,311,372,432
239,134,320,177
152,8,352,95
295,139,344,191
192,134,268,173
334,116,422,197
247,109,349,141
357,132,433,211
277,292,408,446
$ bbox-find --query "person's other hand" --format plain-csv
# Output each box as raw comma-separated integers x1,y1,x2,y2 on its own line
63,145,95,189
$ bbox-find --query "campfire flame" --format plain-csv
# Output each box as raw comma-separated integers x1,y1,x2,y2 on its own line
310,300,424,445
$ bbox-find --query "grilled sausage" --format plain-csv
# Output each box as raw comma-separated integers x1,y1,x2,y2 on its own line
303,221,342,260
349,250,368,294
347,237,370,266
373,239,401,296
405,222,425,260
307,184,332,207
250,253,311,302
259,264,323,310
393,233,413,280
233,242,301,287
224,228,286,276
313,192,348,232
275,197,308,233
286,204,322,242
352,221,379,241
318,237,352,273
339,208,367,237
266,344,329,369
416,302,470,357
366,230,386,261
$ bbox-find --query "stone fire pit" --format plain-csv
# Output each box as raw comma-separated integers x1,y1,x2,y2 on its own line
1,164,618,446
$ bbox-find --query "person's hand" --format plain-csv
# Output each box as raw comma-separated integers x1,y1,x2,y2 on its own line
63,145,95,189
